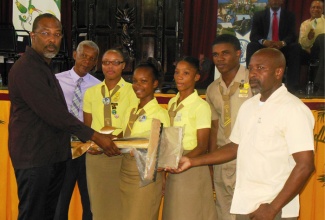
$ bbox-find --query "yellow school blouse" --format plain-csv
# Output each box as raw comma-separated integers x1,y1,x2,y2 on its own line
83,78,138,135
168,90,211,150
122,98,170,136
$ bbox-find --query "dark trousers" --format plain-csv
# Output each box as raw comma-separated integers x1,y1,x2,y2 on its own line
311,34,325,92
54,154,92,220
14,161,66,220
246,42,301,92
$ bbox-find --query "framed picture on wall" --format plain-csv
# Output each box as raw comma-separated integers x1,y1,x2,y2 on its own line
13,0,61,33
217,0,267,64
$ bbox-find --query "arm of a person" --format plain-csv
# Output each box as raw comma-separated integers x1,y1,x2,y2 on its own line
282,12,298,44
299,21,314,50
16,66,93,140
249,150,315,220
83,111,120,156
185,128,210,158
250,12,265,43
169,142,238,173
83,111,92,127
84,111,101,155
90,131,120,156
208,119,219,153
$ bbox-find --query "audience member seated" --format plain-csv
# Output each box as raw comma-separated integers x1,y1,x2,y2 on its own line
299,0,324,95
195,56,215,89
246,0,301,93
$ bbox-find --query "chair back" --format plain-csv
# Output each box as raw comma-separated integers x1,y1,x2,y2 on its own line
15,30,31,56
0,23,16,57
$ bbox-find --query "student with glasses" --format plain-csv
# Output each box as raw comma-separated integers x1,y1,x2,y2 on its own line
83,48,138,219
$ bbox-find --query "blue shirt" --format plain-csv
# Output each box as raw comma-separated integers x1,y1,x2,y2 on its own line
56,68,101,121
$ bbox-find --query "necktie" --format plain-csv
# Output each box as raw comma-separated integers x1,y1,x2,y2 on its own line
124,108,146,137
70,78,83,117
312,19,317,29
168,102,184,126
272,11,279,41
219,82,240,138
101,85,120,126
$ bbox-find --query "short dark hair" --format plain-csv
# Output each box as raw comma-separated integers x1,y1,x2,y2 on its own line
104,48,126,61
32,13,61,31
177,56,200,74
135,57,162,81
212,34,241,51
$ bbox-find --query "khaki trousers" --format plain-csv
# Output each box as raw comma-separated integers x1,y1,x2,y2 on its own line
213,159,237,220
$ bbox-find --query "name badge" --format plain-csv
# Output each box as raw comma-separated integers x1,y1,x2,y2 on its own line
238,82,250,98
113,92,120,102
175,113,182,121
102,97,110,105
138,115,147,122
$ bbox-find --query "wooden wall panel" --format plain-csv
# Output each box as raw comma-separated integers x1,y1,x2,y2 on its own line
72,0,184,82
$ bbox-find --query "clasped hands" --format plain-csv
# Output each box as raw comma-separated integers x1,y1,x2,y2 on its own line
262,40,285,49
90,131,121,156
308,29,315,40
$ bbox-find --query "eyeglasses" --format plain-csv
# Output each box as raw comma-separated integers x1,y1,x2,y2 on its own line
34,31,63,39
102,60,125,66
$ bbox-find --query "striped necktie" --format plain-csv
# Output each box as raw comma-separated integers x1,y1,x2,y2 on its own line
70,78,83,117
219,82,240,138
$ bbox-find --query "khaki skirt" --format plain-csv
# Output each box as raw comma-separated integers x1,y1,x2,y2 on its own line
120,153,163,220
163,162,217,220
86,153,122,220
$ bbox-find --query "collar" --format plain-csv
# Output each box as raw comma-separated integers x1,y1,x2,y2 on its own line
270,7,281,15
69,67,89,83
174,89,199,107
310,14,325,22
253,84,287,103
100,77,127,90
25,46,50,66
137,98,159,113
217,65,248,87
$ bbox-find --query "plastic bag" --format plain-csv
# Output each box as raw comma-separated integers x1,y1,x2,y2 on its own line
132,119,163,187
158,126,184,169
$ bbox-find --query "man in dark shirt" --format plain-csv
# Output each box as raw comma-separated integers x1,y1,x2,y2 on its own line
8,13,120,220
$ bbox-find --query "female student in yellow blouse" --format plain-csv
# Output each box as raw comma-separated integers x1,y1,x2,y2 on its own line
83,48,138,220
163,56,217,220
120,58,170,220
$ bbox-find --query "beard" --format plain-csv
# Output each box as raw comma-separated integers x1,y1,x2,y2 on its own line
43,44,59,58
249,79,261,95
44,52,57,59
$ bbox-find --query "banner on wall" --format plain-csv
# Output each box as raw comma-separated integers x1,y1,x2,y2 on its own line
217,0,267,64
12,0,61,33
